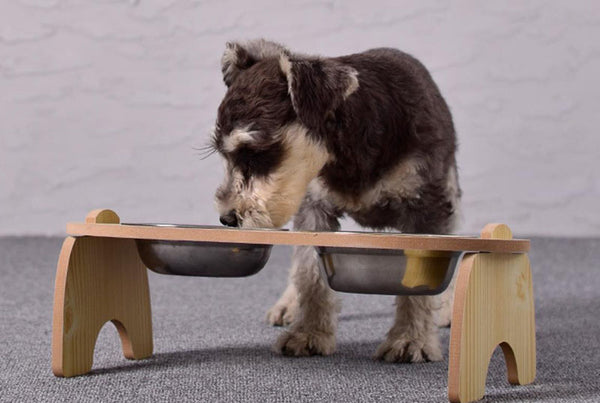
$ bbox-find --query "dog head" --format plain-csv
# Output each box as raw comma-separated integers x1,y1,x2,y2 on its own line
212,39,359,228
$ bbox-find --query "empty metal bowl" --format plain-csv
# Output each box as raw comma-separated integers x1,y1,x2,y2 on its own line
128,224,273,277
317,247,464,295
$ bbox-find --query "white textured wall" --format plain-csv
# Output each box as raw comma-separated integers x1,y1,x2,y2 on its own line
1,0,599,236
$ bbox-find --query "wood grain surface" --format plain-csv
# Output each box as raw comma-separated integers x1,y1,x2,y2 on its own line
66,222,530,253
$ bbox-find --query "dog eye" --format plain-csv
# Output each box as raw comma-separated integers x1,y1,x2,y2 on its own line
325,111,337,132
231,144,283,180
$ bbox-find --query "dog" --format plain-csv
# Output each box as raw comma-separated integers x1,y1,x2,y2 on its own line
210,39,461,362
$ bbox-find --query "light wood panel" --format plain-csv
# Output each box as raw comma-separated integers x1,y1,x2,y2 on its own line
52,212,153,377
66,221,529,253
448,224,536,402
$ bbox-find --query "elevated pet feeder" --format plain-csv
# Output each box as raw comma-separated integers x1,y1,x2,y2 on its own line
52,209,536,403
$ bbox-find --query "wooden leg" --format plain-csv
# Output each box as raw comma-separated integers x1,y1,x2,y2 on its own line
448,224,536,403
52,210,153,377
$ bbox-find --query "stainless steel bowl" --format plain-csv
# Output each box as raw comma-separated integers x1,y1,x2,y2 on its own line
128,224,273,277
317,247,464,295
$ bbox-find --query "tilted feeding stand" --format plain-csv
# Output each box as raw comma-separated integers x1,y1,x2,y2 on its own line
52,209,535,403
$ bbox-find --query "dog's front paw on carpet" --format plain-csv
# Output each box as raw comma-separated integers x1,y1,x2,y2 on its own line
374,336,442,363
266,302,297,326
275,330,335,356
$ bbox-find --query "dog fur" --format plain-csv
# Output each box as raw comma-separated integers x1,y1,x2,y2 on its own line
211,39,461,362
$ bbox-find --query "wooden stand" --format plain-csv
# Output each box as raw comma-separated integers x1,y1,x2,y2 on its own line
51,210,153,377
51,210,535,403
448,224,536,402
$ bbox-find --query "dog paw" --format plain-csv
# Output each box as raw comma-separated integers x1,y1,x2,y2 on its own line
374,335,442,363
266,301,297,326
275,330,335,357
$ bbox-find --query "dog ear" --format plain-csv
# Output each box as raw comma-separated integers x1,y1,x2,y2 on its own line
279,54,359,131
221,42,255,87
222,39,289,87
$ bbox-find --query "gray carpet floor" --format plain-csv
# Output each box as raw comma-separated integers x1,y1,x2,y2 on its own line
1,236,599,402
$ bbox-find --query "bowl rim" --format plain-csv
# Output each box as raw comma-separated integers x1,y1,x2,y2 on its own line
122,223,287,232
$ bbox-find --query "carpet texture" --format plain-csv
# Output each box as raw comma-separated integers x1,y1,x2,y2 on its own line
0,236,599,402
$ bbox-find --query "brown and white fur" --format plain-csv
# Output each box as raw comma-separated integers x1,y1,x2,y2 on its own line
211,39,461,362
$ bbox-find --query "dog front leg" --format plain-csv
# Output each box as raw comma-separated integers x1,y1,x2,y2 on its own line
266,272,298,326
274,195,340,356
275,245,338,356
375,295,442,363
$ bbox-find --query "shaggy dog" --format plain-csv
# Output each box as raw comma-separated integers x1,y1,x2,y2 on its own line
210,39,461,362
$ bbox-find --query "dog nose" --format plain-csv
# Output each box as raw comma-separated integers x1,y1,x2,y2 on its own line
219,211,238,227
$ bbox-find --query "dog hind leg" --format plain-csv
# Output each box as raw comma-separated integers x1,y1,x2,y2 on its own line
373,202,459,361
436,164,462,328
375,295,443,363
435,274,455,327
